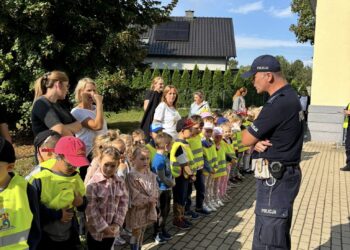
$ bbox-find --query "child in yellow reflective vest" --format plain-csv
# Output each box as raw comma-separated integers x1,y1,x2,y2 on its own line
201,122,218,212
170,118,196,230
0,137,41,250
185,115,208,217
30,136,89,249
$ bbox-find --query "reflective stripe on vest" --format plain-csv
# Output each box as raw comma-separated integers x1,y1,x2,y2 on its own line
0,174,33,249
343,104,350,129
30,168,85,210
214,141,228,178
187,135,204,170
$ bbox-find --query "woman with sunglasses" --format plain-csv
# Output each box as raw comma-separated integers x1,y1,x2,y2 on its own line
31,71,82,137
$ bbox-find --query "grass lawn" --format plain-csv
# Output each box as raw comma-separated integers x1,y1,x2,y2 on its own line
14,108,189,176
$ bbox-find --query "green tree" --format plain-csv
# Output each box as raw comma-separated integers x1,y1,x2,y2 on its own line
276,55,291,82
290,0,316,44
162,66,171,85
143,68,152,89
190,65,201,93
172,68,181,89
211,70,223,109
131,70,144,89
223,69,234,109
0,0,178,132
201,67,212,104
152,67,160,79
180,69,191,107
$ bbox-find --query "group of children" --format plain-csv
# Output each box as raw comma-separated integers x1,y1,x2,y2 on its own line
0,107,260,250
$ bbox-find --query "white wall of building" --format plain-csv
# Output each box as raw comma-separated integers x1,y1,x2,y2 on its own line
143,57,227,71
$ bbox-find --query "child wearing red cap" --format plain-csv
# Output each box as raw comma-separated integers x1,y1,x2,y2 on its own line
0,137,41,249
29,136,89,249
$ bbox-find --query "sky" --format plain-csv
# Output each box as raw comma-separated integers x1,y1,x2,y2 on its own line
162,0,314,67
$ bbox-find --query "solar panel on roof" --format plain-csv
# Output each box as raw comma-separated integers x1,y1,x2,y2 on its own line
154,21,190,41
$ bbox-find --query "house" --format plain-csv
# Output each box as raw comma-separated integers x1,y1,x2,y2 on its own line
142,10,237,71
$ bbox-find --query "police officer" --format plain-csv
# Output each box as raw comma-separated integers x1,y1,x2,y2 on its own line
341,103,350,171
241,55,304,250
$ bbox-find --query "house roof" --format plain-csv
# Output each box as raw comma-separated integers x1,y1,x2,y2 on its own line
143,16,237,58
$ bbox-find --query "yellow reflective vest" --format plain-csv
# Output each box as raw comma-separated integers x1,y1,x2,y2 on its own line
343,103,350,129
213,141,228,178
187,134,204,171
0,174,33,250
146,142,157,164
202,139,218,176
30,168,85,210
170,140,195,178
235,131,250,153
223,138,237,160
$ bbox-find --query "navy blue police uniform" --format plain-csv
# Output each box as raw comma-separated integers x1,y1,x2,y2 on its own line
248,84,304,250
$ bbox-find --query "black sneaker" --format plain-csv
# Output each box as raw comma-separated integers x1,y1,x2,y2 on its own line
183,218,193,226
173,219,191,230
161,231,173,240
195,208,211,216
184,210,200,220
340,165,350,171
154,233,167,244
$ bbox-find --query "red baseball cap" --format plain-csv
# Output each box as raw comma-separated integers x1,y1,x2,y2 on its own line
54,136,89,167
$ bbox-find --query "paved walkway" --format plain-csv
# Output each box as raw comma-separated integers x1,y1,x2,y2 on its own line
116,142,350,250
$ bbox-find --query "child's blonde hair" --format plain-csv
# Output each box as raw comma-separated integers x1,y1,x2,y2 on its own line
119,134,133,159
132,129,145,145
99,146,121,162
247,106,263,121
93,129,120,158
154,132,172,149
131,145,150,161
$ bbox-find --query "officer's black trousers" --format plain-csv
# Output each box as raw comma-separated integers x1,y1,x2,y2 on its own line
346,126,350,166
252,166,301,250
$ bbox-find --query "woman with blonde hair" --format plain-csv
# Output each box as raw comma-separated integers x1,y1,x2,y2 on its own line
232,87,248,114
140,76,164,142
31,70,82,136
153,85,181,139
71,77,108,161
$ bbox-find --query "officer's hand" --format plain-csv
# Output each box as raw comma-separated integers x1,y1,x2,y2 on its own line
344,110,350,116
72,192,84,207
61,208,74,223
254,140,272,153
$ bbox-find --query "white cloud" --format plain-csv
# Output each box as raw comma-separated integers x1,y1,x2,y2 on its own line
268,6,293,18
229,1,263,14
302,59,313,67
236,36,311,49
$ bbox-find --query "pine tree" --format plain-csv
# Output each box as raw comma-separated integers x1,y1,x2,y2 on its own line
172,68,181,89
201,67,212,106
211,70,223,109
180,69,191,107
143,68,152,89
223,69,233,109
132,70,144,89
151,67,161,79
162,66,171,85
190,64,201,94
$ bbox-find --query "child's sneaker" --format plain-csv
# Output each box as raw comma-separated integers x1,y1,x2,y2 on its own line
208,202,217,211
217,199,224,207
183,218,193,227
154,233,167,245
184,210,200,220
203,203,212,212
195,207,211,216
113,236,126,246
161,231,173,240
173,219,191,230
